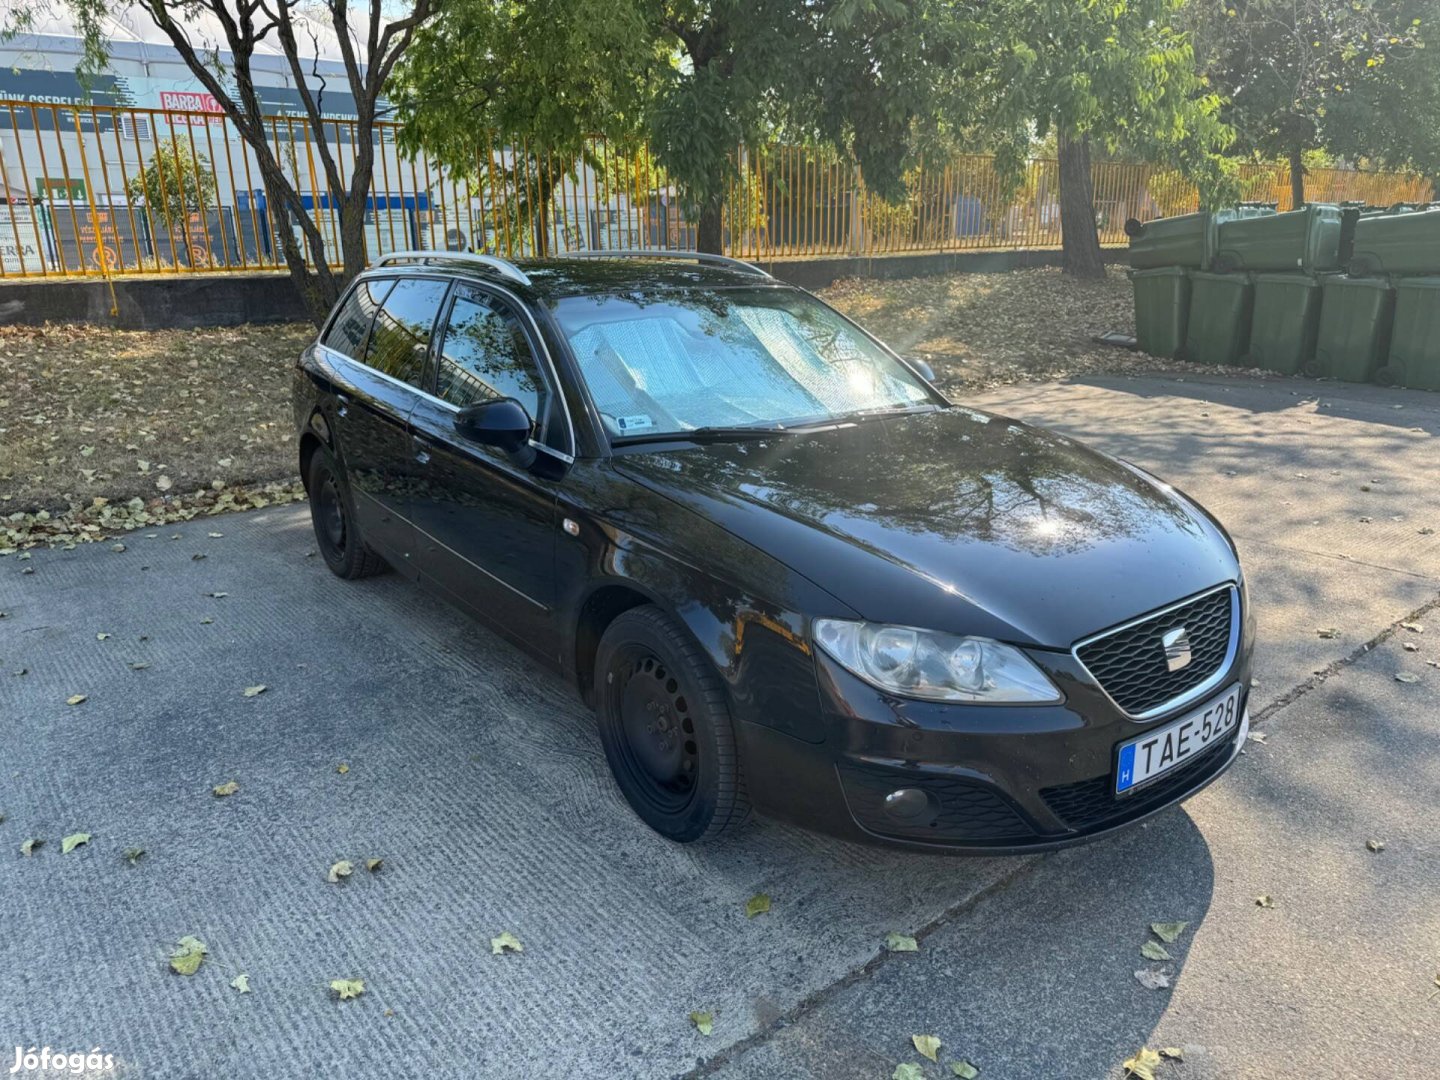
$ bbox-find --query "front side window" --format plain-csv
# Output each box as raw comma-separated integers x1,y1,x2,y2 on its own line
549,287,932,438
364,277,449,388
435,291,547,425
322,278,393,359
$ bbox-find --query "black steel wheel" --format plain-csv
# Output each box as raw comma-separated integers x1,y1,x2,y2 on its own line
594,605,750,842
306,448,387,580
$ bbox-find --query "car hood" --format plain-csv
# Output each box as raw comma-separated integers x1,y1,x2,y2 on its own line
613,407,1239,649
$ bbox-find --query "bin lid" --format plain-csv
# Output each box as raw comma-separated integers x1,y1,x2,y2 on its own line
1187,269,1253,284
1322,275,1393,291
1127,266,1192,279
1251,271,1328,286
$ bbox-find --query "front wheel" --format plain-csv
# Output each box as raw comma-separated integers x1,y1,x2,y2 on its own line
306,448,387,580
594,606,751,842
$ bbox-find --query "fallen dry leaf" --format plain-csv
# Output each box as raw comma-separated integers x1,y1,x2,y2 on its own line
169,936,207,976
65,694,87,706
1150,921,1188,944
212,781,240,797
330,978,364,1000
61,832,91,854
689,1010,714,1036
1134,969,1171,990
745,893,771,918
1140,941,1172,962
242,685,267,697
1123,1047,1162,1080
230,973,251,994
1255,894,1276,908
327,860,354,883
885,932,919,952
491,932,523,955
912,1035,942,1062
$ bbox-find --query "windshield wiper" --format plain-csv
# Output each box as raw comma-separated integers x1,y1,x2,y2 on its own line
784,403,942,433
612,424,791,447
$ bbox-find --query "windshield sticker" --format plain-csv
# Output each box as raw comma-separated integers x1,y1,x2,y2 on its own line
616,414,654,432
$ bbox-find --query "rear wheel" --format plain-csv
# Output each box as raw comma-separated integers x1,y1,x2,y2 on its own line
594,606,750,842
306,449,387,580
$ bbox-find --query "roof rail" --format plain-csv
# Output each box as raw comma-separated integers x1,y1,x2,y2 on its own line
373,250,531,286
559,249,773,279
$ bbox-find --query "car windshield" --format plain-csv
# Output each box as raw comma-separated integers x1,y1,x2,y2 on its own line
549,287,934,439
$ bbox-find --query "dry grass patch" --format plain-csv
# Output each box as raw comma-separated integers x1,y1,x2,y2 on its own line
822,265,1205,391
1,321,313,517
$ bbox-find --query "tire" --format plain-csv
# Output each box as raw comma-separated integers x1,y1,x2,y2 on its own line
594,605,750,842
306,447,387,580
1301,360,1323,379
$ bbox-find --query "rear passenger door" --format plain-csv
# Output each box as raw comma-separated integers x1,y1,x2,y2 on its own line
318,275,448,570
406,284,568,651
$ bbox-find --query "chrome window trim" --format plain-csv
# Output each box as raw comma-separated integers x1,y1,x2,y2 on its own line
1071,583,1241,722
352,489,549,611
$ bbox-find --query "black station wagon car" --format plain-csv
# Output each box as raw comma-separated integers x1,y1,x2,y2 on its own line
293,250,1254,852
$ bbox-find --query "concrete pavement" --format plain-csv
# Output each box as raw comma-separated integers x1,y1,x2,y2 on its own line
2,371,1437,1079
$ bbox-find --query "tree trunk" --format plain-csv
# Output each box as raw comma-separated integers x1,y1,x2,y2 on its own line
696,191,724,254
1057,131,1105,279
1288,147,1306,210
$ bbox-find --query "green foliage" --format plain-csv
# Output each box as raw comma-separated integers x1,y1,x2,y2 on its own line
978,0,1233,200
391,0,653,168
1190,0,1428,167
125,137,215,227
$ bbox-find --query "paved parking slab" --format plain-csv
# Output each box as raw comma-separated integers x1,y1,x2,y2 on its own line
2,371,1437,1079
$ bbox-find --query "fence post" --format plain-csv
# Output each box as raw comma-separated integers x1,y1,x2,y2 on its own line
847,162,866,256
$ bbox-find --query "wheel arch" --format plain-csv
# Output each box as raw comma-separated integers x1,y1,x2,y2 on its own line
297,410,334,492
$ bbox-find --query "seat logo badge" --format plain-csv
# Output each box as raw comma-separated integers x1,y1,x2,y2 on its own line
1161,627,1192,672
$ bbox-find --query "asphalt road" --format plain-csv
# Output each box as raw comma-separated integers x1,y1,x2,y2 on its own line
2,372,1437,1079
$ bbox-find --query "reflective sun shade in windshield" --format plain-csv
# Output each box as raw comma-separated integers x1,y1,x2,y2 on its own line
550,288,932,438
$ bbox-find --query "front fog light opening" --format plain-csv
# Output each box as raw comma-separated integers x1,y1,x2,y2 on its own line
883,787,938,826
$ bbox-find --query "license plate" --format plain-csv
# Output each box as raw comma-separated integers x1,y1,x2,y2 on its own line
1115,684,1242,794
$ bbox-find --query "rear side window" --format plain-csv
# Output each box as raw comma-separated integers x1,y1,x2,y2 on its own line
322,278,393,359
364,277,450,387
435,291,547,423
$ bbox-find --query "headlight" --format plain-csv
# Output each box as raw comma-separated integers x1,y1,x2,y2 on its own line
813,619,1062,704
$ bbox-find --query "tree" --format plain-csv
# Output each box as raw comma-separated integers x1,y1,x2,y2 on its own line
396,0,956,256
126,136,216,228
8,1,438,324
1189,0,1425,207
976,0,1232,277
647,0,956,253
1313,3,1440,189
389,0,655,256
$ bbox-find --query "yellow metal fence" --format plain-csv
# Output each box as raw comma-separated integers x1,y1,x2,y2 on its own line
0,100,1432,279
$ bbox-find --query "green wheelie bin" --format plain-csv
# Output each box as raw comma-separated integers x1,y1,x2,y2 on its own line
1309,276,1395,382
1212,204,1344,274
1185,271,1253,366
1129,266,1191,358
1349,209,1440,277
1127,206,1275,270
1377,277,1440,389
1247,273,1326,375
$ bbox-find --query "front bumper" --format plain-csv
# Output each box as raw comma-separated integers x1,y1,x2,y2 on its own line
740,641,1253,854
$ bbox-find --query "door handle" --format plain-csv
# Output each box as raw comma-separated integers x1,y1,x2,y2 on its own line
412,433,433,465
334,391,350,418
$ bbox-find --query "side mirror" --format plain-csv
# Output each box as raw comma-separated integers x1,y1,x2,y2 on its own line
910,358,936,383
454,397,533,458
